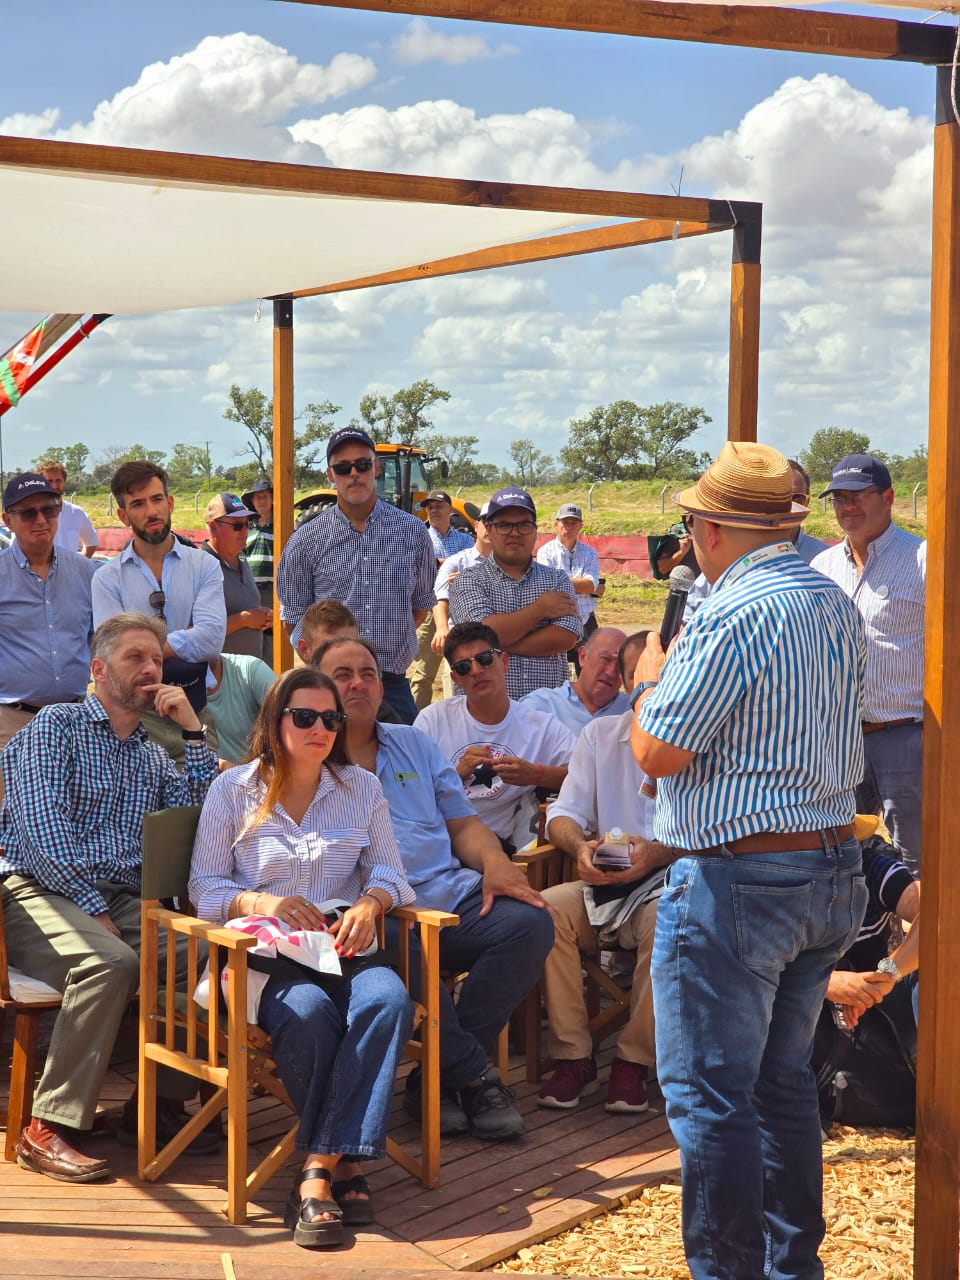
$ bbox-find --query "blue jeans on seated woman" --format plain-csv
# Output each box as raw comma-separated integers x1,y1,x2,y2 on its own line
651,837,868,1280
258,963,413,1158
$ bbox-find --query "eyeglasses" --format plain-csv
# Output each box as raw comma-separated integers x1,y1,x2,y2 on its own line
283,707,346,732
330,457,374,476
216,519,252,530
489,519,536,536
148,589,166,620
828,488,881,509
9,502,61,523
681,513,696,533
450,647,502,677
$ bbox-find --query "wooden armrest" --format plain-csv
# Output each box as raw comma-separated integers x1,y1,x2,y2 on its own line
143,904,259,951
389,905,460,928
513,843,561,867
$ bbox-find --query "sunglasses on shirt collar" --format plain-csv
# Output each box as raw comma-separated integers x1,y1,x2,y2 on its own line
283,707,346,732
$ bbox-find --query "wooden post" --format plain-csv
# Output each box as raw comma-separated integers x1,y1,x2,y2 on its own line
914,65,960,1280
727,209,761,442
271,297,295,674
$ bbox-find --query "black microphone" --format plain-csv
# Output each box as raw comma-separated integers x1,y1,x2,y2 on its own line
660,564,696,648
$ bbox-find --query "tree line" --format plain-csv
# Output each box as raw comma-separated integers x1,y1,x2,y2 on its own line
33,388,927,494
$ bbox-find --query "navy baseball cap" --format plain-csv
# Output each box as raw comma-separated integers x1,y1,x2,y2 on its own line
486,487,537,519
327,427,376,462
819,454,892,498
2,472,59,511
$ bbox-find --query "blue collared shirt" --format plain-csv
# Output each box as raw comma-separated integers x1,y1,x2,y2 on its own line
521,680,630,737
811,522,925,722
0,694,218,915
0,541,98,704
434,545,488,602
536,536,600,620
92,537,226,665
276,499,436,672
427,523,474,561
683,527,830,622
371,722,479,911
640,544,866,849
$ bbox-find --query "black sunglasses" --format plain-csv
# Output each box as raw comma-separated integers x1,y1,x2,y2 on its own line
330,457,374,476
148,589,166,620
10,502,61,523
450,647,502,677
283,707,345,732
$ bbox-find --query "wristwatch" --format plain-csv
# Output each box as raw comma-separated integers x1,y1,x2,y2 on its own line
629,681,659,708
876,956,902,982
181,726,207,742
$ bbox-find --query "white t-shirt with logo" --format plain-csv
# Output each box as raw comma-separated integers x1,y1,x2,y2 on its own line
414,697,576,847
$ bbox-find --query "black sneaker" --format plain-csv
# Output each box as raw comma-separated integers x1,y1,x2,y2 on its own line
403,1067,469,1135
459,1067,524,1141
117,1093,222,1153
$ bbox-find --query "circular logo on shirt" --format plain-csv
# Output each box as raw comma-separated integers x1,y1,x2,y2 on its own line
452,741,512,800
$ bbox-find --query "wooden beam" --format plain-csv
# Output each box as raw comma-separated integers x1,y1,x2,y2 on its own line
282,0,954,64
914,65,960,1280
727,215,762,441
291,218,726,297
272,298,295,675
0,134,718,222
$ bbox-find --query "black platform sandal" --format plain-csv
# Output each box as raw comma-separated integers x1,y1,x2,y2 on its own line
282,1167,344,1249
332,1172,375,1226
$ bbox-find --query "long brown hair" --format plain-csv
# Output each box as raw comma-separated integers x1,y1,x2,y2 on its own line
241,668,348,840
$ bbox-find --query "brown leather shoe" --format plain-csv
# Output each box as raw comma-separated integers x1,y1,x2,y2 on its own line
16,1118,111,1183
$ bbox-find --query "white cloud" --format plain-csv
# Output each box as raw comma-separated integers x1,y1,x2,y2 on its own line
391,18,518,66
0,107,60,136
53,34,375,160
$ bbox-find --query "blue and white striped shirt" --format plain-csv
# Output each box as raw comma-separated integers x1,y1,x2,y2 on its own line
0,695,218,915
435,545,488,602
639,544,866,849
276,499,436,673
189,758,415,924
811,522,925,722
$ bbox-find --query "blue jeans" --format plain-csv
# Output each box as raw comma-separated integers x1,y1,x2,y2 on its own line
858,721,922,875
380,672,418,725
389,887,555,1089
651,839,867,1280
258,964,413,1159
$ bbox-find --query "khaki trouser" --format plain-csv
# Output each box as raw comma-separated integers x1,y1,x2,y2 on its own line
540,879,658,1068
0,875,195,1130
0,704,37,804
407,613,451,710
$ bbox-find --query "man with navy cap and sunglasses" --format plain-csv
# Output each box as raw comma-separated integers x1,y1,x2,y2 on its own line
812,454,926,874
0,472,99,794
276,427,436,724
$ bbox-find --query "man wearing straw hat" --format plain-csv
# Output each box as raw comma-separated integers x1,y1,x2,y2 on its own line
630,442,868,1280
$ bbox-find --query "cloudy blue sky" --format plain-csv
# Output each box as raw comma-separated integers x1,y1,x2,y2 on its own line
0,0,948,477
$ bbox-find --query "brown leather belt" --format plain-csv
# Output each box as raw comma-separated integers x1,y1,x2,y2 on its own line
862,718,919,736
713,824,855,855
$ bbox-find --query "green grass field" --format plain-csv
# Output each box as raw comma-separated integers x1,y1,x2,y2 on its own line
78,481,926,632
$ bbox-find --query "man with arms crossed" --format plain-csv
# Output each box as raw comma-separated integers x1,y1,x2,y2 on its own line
631,442,867,1280
450,487,580,699
812,454,925,874
1,613,218,1183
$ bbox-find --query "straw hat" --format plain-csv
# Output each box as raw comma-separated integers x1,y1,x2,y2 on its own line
674,442,809,530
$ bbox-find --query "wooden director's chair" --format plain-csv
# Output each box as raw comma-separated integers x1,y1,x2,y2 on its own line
137,806,458,1224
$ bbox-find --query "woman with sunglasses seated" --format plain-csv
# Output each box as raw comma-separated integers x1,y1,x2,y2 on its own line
189,668,416,1249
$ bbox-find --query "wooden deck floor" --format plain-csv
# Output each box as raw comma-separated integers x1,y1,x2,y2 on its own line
1,1018,679,1279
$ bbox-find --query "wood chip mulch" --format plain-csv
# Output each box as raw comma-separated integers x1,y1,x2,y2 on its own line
492,1126,915,1279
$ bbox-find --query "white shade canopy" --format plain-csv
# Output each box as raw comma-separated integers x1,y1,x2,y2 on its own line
0,136,609,316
